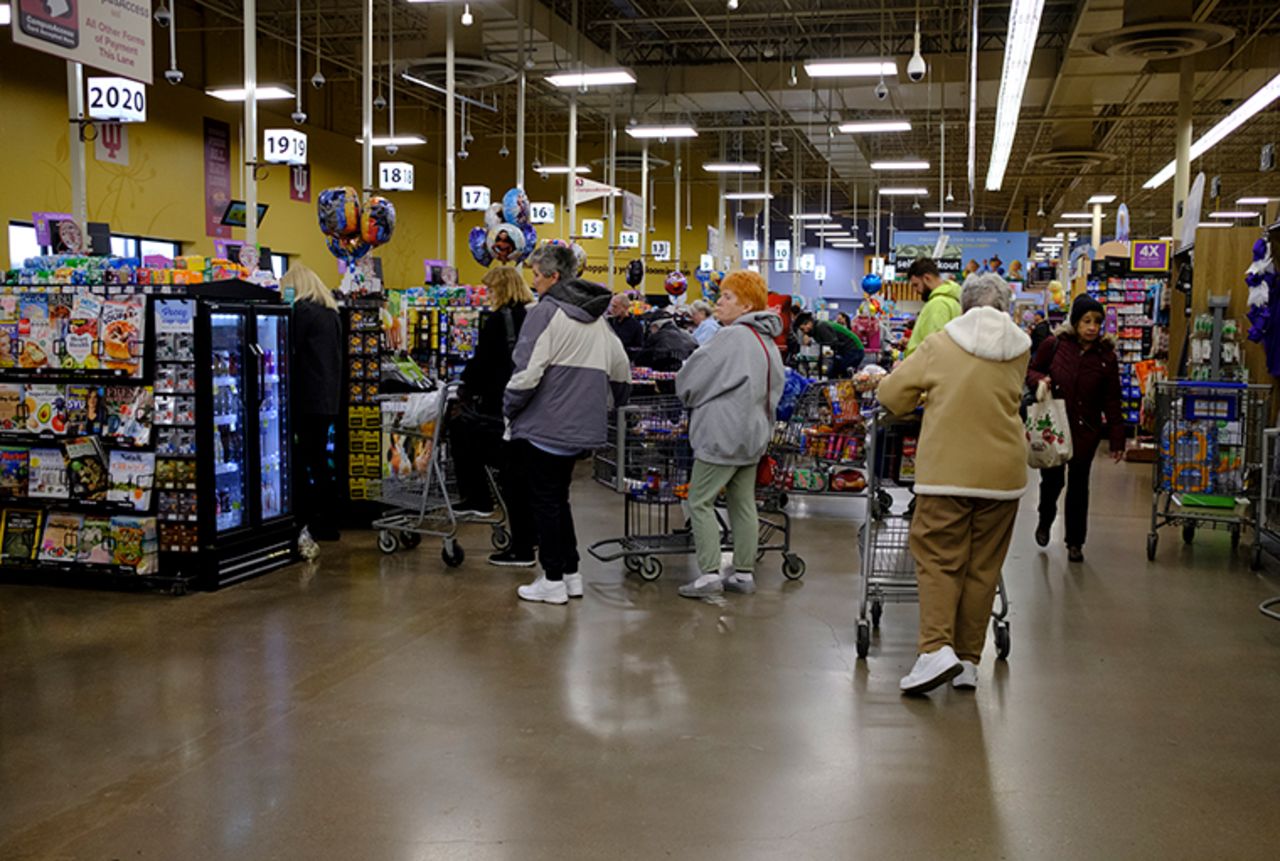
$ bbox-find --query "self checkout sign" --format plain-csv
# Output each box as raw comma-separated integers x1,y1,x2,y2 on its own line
86,77,146,123
618,231,639,248
462,185,491,211
263,129,308,165
379,162,415,191
530,202,556,224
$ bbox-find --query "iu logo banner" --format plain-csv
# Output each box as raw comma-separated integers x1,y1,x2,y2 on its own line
290,164,311,202
93,122,129,165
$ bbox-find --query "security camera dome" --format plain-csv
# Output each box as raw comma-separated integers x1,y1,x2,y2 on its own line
291,111,307,125
164,68,184,85
874,81,889,100
311,71,326,89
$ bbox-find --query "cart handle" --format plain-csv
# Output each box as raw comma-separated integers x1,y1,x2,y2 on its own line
1164,380,1249,390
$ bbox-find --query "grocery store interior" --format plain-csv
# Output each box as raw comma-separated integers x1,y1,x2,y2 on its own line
2,1,1280,858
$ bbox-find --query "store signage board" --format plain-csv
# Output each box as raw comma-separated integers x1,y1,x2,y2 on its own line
581,219,605,239
529,202,556,224
618,231,639,249
799,253,816,274
462,185,491,211
33,212,74,246
815,264,827,282
263,129,307,166
13,0,154,83
1130,240,1170,272
774,240,791,272
652,241,671,261
699,254,714,273
742,240,759,262
379,162,414,191
86,77,146,123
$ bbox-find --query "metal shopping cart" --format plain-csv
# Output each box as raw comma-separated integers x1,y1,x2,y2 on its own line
1146,380,1271,567
369,384,510,565
854,409,1011,660
589,395,802,581
765,380,875,507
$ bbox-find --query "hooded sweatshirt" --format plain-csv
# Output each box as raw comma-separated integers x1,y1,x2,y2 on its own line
504,278,632,452
676,311,785,466
904,279,963,356
878,306,1031,499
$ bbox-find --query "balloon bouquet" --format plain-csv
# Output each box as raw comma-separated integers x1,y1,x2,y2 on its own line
317,186,396,263
693,269,724,304
468,187,539,267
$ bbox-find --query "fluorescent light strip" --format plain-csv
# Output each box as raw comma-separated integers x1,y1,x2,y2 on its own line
356,135,427,146
925,222,965,229
794,213,833,221
1208,210,1259,219
703,162,762,173
871,160,930,170
545,68,635,88
814,232,852,238
1060,212,1107,219
207,86,294,101
724,192,773,200
805,60,897,78
1086,194,1116,204
626,125,698,139
1145,72,1280,189
839,120,912,133
924,211,966,218
985,0,1047,191
878,187,929,196
1197,222,1234,228
537,166,591,174
1238,197,1278,205
0,6,10,25
1053,222,1087,228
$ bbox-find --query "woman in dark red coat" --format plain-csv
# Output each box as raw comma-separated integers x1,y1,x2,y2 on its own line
1026,294,1125,562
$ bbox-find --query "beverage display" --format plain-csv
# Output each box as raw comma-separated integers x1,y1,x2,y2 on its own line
256,313,292,521
210,314,247,532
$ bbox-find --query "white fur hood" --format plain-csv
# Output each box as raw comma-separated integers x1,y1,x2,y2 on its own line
943,306,1031,361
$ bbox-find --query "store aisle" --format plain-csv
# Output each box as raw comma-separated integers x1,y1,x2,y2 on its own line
2,461,1279,860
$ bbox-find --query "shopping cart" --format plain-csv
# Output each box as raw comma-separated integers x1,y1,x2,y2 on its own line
589,395,803,581
1146,380,1271,567
369,384,510,565
1258,428,1280,621
854,409,1011,660
764,380,874,507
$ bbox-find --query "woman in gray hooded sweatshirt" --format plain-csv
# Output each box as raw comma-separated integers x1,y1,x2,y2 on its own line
675,270,784,598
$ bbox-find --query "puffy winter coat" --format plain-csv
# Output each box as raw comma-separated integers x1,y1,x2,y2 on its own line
1025,323,1125,455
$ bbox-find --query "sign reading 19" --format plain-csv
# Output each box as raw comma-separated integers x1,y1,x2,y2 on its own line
263,129,308,165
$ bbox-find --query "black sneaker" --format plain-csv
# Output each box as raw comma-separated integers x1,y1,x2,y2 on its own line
1034,524,1050,547
1067,545,1084,563
489,550,536,568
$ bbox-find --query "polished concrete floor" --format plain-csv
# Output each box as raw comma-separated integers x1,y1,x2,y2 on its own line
2,461,1280,860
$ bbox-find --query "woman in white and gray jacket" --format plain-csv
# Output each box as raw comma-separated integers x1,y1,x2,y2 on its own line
675,270,784,598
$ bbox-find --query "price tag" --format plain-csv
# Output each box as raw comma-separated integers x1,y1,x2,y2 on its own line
530,202,556,224
814,264,827,282
581,218,605,239
379,162,415,191
652,241,671,261
87,77,146,123
742,240,759,261
263,129,308,165
799,253,816,274
618,231,639,249
699,254,714,272
773,239,791,272
462,185,491,211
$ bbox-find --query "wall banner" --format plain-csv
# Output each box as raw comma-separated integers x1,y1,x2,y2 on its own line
12,0,154,83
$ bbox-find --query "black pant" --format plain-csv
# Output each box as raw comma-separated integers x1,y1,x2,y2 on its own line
513,439,580,581
1038,438,1099,547
829,348,865,379
297,413,338,535
448,416,536,557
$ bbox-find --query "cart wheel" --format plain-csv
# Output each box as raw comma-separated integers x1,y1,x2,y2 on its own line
994,621,1011,661
782,554,806,580
400,531,422,550
1182,523,1196,545
623,555,643,574
377,530,399,555
777,492,789,510
1231,528,1241,550
1146,533,1158,561
870,598,883,629
169,582,188,597
490,525,511,552
855,621,870,659
1252,542,1264,571
441,541,465,568
639,556,663,581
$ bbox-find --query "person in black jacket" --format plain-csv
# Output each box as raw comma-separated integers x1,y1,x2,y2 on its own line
451,267,537,567
1028,310,1052,355
284,264,343,542
793,311,865,378
637,310,698,370
607,292,645,358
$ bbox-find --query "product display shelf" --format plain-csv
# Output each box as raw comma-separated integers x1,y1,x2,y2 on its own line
1086,274,1171,427
339,297,386,518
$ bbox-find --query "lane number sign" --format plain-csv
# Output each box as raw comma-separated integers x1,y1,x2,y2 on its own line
618,231,639,249
652,241,671,261
87,77,146,123
263,129,308,165
530,202,556,224
799,253,816,274
462,185,491,211
814,264,827,282
773,239,791,272
581,218,605,239
742,240,759,261
379,162,415,191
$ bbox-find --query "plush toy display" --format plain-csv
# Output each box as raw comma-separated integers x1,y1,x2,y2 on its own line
1245,237,1280,376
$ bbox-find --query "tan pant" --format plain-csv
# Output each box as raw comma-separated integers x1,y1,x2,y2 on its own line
909,495,1019,663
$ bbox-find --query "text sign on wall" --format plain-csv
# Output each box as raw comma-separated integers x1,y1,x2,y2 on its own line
14,0,154,83
379,162,415,191
263,129,307,165
86,77,146,123
618,231,639,249
462,185,491,211
529,202,556,224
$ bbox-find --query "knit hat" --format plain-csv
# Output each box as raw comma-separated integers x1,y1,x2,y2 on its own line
1069,294,1104,327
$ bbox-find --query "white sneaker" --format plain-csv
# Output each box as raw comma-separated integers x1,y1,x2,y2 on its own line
723,572,756,594
563,572,584,599
517,576,569,605
952,660,978,690
899,645,963,695
298,527,320,561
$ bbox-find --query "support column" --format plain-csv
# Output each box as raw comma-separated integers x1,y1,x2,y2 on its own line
1091,202,1103,251
445,13,456,266
717,135,727,269
607,115,616,289
674,140,682,266
567,95,578,238
66,62,87,230
1173,55,1194,243
792,141,800,296
763,116,770,274
515,0,526,190
245,0,259,247
640,142,649,249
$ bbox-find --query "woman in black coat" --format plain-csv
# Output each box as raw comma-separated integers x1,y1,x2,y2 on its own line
1026,294,1125,562
284,264,344,541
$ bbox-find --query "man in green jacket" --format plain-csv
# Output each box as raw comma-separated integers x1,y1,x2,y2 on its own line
904,258,962,356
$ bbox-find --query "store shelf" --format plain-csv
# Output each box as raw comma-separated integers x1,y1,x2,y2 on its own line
1,496,149,515
0,367,141,383
213,413,240,426
215,462,240,476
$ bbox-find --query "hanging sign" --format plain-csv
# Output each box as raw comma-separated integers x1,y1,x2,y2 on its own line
263,129,307,166
618,231,639,249
1130,240,1171,272
699,254,714,273
13,0,154,84
379,162,415,191
289,164,311,202
462,185,492,211
773,239,791,272
580,218,605,239
798,253,816,274
86,77,146,123
94,122,129,165
622,192,643,230
529,202,556,224
742,240,759,262
652,241,671,261
814,264,827,282
573,176,620,205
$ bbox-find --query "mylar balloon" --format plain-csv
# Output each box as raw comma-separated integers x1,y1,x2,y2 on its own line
360,195,396,247
487,223,527,265
626,258,645,287
469,227,493,266
317,186,360,237
861,273,883,295
503,187,531,226
664,271,688,296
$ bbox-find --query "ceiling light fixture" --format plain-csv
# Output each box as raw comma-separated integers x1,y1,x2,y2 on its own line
626,125,698,139
794,213,833,221
0,6,11,26
1237,196,1278,205
1145,72,1280,189
355,134,427,146
727,0,740,9
537,165,591,174
1208,210,1260,219
925,221,965,229
1059,212,1107,220
924,211,966,218
871,160,930,171
985,0,1046,191
1086,194,1116,204
878,187,929,196
460,3,473,26
724,192,774,200
545,69,636,88
702,162,762,173
206,85,294,101
1197,221,1234,228
838,120,912,133
804,60,897,78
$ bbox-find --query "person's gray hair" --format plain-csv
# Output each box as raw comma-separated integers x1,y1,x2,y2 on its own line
528,244,577,283
960,272,1013,312
690,299,713,315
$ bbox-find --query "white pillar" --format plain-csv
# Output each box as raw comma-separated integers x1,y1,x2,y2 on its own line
515,0,526,190
1091,202,1103,251
245,0,259,247
674,140,682,266
66,62,87,230
360,0,372,194
791,142,800,296
607,116,616,289
640,142,649,250
1173,55,1194,242
445,13,456,266
567,95,577,239
763,117,770,274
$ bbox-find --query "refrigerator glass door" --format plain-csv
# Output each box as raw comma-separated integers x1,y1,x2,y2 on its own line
255,312,292,521
210,313,249,533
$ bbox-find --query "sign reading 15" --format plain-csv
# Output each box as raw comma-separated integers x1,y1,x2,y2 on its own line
263,129,308,165
87,77,146,123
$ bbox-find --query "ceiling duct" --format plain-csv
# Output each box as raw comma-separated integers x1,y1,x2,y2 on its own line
400,8,515,90
1028,120,1117,171
1086,0,1234,60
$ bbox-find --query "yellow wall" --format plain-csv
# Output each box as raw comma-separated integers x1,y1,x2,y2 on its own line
0,47,721,297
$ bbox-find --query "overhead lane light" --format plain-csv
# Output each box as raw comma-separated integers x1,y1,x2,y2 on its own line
703,162,762,173
207,86,294,101
1086,194,1116,204
839,120,912,133
724,192,774,201
537,165,591,174
1059,212,1107,219
871,160,930,171
626,125,698,139
1208,210,1260,219
1053,222,1086,228
356,135,427,146
925,211,966,218
1197,222,1234,228
1238,196,1278,205
925,222,965,229
878,188,929,196
1145,72,1280,189
985,0,1047,191
805,60,897,78
794,213,833,221
0,5,10,25
545,68,636,88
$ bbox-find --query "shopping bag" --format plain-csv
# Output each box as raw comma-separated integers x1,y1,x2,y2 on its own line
1024,382,1073,469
